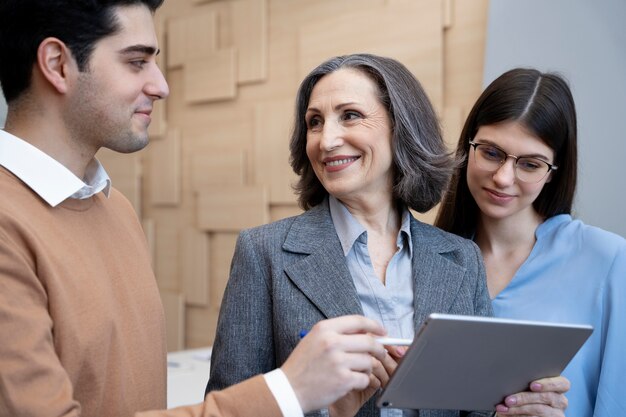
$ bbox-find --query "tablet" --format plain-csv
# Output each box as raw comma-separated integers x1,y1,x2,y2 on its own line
376,313,592,412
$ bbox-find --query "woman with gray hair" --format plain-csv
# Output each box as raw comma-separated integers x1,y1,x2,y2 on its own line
207,53,568,417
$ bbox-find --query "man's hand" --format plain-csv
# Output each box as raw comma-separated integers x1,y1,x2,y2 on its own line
280,315,387,413
496,376,570,416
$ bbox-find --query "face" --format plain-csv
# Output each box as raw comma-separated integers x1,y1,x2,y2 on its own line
466,121,555,222
305,68,394,204
65,4,169,154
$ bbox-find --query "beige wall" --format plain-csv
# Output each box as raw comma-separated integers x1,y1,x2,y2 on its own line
97,0,488,351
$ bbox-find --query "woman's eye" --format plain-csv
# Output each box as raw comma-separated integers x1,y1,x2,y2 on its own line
307,116,322,129
342,111,362,121
481,146,503,161
518,158,542,171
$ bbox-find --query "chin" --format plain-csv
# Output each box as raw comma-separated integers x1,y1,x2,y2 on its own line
108,135,149,154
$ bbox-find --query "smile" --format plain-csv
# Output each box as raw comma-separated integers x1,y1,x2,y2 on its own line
324,157,359,167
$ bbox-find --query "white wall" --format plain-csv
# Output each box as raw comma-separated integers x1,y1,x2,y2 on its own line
484,0,626,238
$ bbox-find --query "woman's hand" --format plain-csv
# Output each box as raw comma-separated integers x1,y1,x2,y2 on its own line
329,346,401,417
495,376,570,416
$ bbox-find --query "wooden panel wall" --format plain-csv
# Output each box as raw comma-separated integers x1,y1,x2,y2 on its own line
98,0,489,351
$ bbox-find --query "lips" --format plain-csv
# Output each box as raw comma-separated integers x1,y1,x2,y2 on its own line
322,155,360,172
484,187,515,203
135,108,152,116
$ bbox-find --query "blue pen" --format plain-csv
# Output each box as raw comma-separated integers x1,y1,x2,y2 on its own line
299,330,412,346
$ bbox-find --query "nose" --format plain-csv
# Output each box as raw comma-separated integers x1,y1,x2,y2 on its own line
319,120,343,151
145,64,170,100
492,157,517,186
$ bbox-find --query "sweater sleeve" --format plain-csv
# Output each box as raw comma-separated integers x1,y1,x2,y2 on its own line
136,375,282,417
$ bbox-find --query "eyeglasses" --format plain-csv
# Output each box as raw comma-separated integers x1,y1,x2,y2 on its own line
469,140,558,183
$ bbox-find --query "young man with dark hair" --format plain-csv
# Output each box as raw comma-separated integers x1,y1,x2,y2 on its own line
0,1,389,416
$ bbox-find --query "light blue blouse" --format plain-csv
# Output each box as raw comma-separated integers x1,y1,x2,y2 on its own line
491,214,626,417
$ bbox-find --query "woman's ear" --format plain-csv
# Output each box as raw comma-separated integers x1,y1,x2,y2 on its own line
36,37,76,95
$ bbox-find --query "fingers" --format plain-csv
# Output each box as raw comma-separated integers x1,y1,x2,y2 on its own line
384,345,407,361
496,400,568,416
496,374,570,416
496,390,568,416
370,357,390,388
283,315,388,412
378,350,399,378
313,315,386,337
530,376,571,394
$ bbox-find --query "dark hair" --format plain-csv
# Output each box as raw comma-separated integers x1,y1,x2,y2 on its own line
289,53,454,212
435,68,578,238
0,0,164,102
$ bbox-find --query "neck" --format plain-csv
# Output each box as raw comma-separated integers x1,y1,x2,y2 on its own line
474,209,543,254
5,107,96,179
339,195,401,236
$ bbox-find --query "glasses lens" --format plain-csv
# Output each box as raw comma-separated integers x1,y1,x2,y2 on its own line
473,144,504,171
516,158,550,183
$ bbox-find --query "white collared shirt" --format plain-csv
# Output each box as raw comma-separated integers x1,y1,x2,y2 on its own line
0,129,111,207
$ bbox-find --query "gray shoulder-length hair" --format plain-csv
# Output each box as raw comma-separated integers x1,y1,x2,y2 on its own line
289,53,454,212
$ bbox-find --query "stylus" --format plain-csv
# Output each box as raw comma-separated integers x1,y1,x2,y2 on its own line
375,337,413,346
299,330,412,346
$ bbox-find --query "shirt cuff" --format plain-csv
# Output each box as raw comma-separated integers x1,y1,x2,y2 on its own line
263,369,304,417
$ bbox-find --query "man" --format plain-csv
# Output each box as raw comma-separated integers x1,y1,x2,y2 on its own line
0,1,389,416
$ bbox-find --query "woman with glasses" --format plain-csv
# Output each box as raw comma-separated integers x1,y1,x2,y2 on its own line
436,68,626,417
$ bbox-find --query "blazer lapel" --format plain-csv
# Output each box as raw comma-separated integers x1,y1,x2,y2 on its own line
410,217,469,327
282,201,363,319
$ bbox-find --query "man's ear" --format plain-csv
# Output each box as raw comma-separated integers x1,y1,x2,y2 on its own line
36,37,76,95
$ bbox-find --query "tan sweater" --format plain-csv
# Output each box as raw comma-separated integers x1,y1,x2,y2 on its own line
0,168,282,417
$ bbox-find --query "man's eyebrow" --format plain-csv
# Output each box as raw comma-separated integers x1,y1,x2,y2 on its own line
118,45,160,56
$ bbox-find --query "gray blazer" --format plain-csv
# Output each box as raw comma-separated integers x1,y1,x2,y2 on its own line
207,200,493,417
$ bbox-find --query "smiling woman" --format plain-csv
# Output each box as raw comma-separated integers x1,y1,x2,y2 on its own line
206,54,570,417
436,68,626,417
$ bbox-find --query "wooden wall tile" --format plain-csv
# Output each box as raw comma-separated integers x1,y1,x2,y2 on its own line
95,148,141,214
298,0,444,110
153,213,181,291
231,0,268,83
167,11,218,69
184,49,237,103
196,186,269,231
253,99,298,203
270,204,303,222
191,151,246,189
161,290,185,352
186,305,220,348
443,0,453,29
180,227,210,306
209,232,239,309
148,99,167,140
443,0,488,107
141,218,156,269
442,106,464,151
149,129,180,205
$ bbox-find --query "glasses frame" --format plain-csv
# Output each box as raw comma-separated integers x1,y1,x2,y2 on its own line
468,140,558,184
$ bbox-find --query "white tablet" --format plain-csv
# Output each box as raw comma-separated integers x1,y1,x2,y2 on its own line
377,313,592,412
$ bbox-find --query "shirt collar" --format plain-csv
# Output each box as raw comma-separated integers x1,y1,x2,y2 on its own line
0,129,111,207
328,195,413,256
